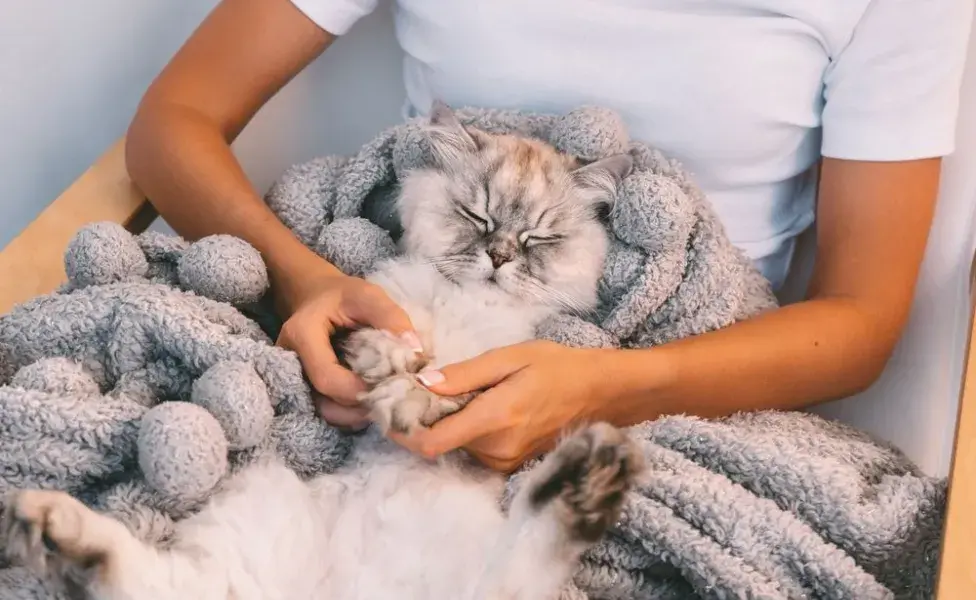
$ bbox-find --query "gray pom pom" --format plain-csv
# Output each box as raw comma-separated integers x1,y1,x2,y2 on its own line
64,222,149,287
177,235,269,305
11,357,100,395
138,402,228,503
315,217,397,277
612,172,695,253
191,361,273,450
550,106,630,161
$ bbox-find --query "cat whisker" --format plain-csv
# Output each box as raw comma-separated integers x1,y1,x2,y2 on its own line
522,277,591,316
426,255,471,280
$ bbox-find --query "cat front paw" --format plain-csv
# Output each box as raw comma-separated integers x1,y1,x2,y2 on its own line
527,423,643,543
356,375,465,434
341,328,427,385
2,489,113,586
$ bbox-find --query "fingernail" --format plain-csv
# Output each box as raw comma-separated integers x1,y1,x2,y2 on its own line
401,331,424,354
416,370,445,387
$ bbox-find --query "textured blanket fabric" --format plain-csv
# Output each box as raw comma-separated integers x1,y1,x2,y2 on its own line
0,105,945,599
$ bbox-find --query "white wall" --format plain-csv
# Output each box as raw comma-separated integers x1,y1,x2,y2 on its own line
4,1,974,477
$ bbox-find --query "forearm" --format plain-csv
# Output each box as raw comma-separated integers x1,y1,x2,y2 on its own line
126,105,340,311
123,0,342,313
595,158,941,426
598,296,896,425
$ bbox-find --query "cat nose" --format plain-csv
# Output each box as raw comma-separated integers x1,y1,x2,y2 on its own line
487,247,514,269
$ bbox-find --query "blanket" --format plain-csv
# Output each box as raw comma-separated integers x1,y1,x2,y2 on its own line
0,105,944,599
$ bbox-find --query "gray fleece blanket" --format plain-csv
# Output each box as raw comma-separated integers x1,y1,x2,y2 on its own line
0,105,944,599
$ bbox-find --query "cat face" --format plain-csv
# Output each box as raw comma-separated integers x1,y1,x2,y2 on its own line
396,101,633,314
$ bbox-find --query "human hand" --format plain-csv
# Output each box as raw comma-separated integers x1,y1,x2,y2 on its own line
275,263,419,430
391,340,616,472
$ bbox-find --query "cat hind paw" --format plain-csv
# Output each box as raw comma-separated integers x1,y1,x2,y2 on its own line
2,489,112,587
527,423,643,543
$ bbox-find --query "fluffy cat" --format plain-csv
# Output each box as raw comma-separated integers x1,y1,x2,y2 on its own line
2,102,641,600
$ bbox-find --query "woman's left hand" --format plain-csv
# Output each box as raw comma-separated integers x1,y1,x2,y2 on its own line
390,340,615,472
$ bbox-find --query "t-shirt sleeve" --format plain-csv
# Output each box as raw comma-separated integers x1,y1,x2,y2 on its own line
821,0,974,160
289,0,380,36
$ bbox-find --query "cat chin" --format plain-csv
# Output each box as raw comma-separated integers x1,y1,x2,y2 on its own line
438,268,535,303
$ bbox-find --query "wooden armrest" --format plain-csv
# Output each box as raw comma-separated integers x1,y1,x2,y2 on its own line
935,248,976,598
0,137,155,314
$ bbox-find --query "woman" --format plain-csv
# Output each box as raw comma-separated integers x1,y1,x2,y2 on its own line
124,0,973,471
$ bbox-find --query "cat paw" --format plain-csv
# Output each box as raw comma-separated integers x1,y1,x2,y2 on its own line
356,375,464,434
2,489,111,583
527,423,643,543
342,328,427,384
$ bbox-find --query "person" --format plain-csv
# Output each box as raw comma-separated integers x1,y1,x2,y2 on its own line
124,0,974,472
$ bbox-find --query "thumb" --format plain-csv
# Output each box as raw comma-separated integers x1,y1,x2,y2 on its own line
277,323,366,406
416,347,528,396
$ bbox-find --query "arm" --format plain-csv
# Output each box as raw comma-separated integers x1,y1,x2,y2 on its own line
125,0,339,314
127,0,418,423
602,157,941,421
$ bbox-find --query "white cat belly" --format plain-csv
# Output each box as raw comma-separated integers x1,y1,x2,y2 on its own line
150,437,509,599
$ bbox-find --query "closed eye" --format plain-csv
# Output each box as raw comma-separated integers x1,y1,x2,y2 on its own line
455,203,489,231
520,231,565,247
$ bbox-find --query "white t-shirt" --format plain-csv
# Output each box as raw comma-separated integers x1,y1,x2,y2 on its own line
291,0,973,290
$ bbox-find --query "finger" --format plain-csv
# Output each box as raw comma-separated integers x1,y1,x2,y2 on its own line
415,348,527,396
310,363,367,406
315,396,371,430
277,326,366,405
403,388,508,457
345,287,417,337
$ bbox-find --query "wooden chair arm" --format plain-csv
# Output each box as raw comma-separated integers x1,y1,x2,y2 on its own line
0,137,155,314
936,247,976,598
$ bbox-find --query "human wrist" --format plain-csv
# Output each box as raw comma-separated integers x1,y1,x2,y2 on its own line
583,346,674,427
260,234,345,317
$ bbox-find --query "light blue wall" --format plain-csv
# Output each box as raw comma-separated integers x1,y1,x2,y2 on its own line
0,1,406,248
0,0,218,248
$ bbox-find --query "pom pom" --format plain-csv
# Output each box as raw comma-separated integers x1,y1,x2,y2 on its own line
10,357,100,395
136,230,190,262
138,402,228,503
64,222,149,287
315,217,397,277
550,107,630,161
177,235,269,305
192,361,273,450
612,172,694,253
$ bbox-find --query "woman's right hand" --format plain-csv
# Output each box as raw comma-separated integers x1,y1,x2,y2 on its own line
275,263,418,430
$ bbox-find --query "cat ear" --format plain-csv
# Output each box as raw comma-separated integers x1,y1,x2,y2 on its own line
427,100,486,167
570,153,634,209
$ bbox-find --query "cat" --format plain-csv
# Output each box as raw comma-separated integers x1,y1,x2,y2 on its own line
1,102,641,600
